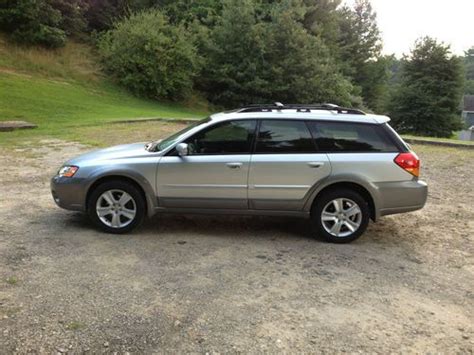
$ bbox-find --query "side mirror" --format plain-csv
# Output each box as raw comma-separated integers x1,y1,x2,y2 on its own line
176,143,189,156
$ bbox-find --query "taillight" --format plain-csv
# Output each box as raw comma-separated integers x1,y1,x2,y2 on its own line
394,152,420,177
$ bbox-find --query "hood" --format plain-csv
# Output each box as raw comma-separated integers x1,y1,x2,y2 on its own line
66,142,158,166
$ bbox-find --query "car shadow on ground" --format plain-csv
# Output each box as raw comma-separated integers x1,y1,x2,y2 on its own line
57,210,403,246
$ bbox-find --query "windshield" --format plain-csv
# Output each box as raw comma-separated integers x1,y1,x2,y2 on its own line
156,118,211,151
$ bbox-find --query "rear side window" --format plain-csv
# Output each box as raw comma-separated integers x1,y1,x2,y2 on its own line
256,120,316,153
307,121,399,153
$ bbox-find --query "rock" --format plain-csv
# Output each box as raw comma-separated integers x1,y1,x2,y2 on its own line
0,121,37,132
56,347,66,353
103,341,109,347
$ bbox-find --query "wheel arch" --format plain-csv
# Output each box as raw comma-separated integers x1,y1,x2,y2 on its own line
85,173,156,217
307,180,378,221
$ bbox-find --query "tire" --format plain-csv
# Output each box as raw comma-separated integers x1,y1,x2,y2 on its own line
87,180,146,234
311,188,370,243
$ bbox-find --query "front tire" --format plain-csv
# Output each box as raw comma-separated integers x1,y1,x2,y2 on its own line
87,180,145,234
311,188,370,243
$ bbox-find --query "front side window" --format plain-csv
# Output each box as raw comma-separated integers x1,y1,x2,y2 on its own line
256,120,315,153
308,121,399,153
157,117,211,151
185,120,256,155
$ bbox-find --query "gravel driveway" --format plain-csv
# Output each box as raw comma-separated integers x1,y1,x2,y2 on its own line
0,140,473,353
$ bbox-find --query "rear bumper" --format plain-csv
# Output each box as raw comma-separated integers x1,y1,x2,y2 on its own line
376,179,428,218
50,176,86,212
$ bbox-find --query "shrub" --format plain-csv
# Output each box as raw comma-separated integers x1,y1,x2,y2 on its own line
0,0,66,48
98,10,200,100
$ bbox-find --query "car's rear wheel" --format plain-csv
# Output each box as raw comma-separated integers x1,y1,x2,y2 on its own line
87,180,145,234
311,188,370,243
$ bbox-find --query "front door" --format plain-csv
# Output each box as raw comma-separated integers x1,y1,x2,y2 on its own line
248,119,331,210
157,120,257,209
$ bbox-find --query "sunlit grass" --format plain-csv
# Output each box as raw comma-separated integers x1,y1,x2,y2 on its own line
0,35,207,147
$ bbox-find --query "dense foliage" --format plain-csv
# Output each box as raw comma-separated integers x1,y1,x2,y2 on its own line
199,0,355,107
389,37,464,137
464,48,474,95
0,0,471,137
0,0,66,47
98,10,199,100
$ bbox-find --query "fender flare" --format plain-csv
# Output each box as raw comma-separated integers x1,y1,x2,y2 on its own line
83,166,158,217
302,174,382,220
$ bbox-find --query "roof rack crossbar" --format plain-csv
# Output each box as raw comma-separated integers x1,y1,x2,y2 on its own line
237,103,365,115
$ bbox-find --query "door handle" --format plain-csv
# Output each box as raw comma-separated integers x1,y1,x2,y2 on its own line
308,162,324,168
226,162,243,169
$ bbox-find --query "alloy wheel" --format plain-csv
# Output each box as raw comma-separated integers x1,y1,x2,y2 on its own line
96,189,137,228
321,198,362,237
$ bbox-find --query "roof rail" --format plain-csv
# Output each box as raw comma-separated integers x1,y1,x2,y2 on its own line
237,102,365,115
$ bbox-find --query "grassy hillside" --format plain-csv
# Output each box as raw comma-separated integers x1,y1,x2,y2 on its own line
0,37,206,145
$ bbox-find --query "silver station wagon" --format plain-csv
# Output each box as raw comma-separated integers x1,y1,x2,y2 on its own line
51,103,427,243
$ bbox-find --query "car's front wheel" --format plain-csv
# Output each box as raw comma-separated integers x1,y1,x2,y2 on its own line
87,180,145,234
311,188,370,243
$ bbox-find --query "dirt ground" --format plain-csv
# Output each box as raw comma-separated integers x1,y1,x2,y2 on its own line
0,137,473,353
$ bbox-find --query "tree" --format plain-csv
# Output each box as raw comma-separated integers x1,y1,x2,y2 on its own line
0,0,66,47
98,9,200,100
337,0,387,111
200,0,355,108
301,0,342,53
83,0,125,32
265,0,355,106
464,47,474,94
198,0,269,107
50,0,88,36
389,37,464,137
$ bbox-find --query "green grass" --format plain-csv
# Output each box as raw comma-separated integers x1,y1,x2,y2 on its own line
0,37,206,146
402,134,474,146
66,321,84,330
6,276,18,285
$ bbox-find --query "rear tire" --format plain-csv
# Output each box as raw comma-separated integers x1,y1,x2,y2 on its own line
311,188,370,243
87,180,145,234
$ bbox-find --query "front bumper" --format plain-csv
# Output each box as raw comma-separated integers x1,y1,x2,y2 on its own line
377,179,428,217
50,176,87,212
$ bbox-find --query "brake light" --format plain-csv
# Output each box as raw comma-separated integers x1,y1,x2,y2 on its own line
394,152,420,177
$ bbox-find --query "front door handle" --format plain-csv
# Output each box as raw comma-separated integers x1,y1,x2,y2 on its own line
226,162,243,169
308,162,324,168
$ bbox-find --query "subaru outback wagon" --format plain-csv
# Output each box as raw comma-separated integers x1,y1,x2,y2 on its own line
51,103,427,243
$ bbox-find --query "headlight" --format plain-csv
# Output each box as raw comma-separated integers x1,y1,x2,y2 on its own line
58,165,79,178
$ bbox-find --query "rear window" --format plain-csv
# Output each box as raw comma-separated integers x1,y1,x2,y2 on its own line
307,121,399,153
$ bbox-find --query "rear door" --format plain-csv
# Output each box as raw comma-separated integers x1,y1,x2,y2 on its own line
248,119,331,211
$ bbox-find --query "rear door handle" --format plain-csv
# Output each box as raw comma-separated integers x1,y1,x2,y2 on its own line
308,162,324,168
226,162,243,169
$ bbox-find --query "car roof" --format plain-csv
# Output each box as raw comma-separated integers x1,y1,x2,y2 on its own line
209,110,390,125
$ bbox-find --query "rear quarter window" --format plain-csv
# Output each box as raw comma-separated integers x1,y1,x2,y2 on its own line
307,121,400,153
